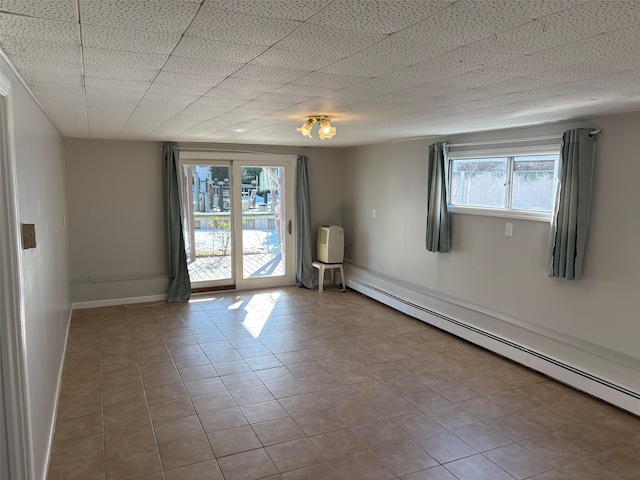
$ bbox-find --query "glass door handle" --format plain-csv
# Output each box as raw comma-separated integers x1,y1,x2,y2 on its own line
288,220,292,234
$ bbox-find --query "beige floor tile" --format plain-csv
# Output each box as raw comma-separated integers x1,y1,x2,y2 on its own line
104,421,156,455
145,382,188,404
184,377,227,396
401,388,450,410
149,397,195,422
164,459,224,480
220,371,263,390
309,428,367,460
351,418,408,448
217,448,279,480
484,443,555,479
485,412,549,442
105,443,162,480
519,433,588,467
158,434,215,470
400,465,458,479
415,430,477,464
50,433,104,467
199,406,248,433
424,403,478,429
191,391,236,414
208,425,263,457
153,414,205,443
457,396,516,420
179,364,217,382
266,438,324,473
265,378,311,398
103,387,147,412
558,456,621,480
330,450,396,480
391,412,446,438
444,454,515,480
47,457,105,480
450,422,513,452
241,400,288,424
53,414,103,441
281,462,340,479
103,403,150,429
372,440,438,476
290,408,345,436
252,416,305,446
229,384,275,406
593,443,640,479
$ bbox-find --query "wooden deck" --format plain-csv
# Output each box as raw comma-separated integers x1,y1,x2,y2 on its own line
187,253,284,283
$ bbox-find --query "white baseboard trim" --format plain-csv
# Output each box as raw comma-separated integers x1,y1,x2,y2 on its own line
41,307,71,480
345,265,640,416
72,294,168,310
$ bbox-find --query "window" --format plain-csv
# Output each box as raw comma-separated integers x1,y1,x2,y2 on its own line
448,153,559,220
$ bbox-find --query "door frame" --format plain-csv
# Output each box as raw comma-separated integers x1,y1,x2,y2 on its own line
0,71,34,480
179,151,296,291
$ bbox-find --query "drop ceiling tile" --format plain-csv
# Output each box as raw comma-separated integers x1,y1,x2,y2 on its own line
0,0,77,21
397,4,530,47
187,4,300,45
319,56,406,77
213,0,330,20
191,96,247,109
274,23,387,56
83,47,168,68
20,70,82,85
85,87,145,102
214,77,284,93
203,87,261,100
479,56,564,77
0,37,81,62
395,82,468,100
346,77,417,93
84,64,159,82
173,37,266,62
355,36,455,66
79,0,199,33
148,82,212,96
0,14,78,43
470,20,594,55
276,83,335,96
457,0,588,19
250,48,340,71
9,55,83,74
532,30,636,65
543,0,640,35
253,91,315,106
528,62,625,84
81,25,181,54
163,56,243,77
307,0,447,33
141,91,198,105
443,71,513,88
293,72,368,89
322,89,384,101
153,71,223,89
84,78,150,92
231,64,310,84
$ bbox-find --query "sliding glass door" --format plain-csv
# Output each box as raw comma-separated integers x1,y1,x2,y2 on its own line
180,154,295,290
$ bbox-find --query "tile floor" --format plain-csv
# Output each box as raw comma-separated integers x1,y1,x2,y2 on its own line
47,287,640,480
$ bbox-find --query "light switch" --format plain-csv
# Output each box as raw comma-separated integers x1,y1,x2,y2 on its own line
21,223,36,249
372,209,376,218
505,222,513,237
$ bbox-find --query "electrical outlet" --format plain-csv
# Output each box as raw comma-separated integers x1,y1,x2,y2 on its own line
505,222,513,237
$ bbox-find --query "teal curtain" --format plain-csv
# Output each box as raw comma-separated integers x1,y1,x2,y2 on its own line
547,128,596,280
162,143,191,302
295,155,315,289
426,142,451,252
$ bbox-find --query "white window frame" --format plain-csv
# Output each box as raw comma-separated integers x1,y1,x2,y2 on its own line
447,144,560,222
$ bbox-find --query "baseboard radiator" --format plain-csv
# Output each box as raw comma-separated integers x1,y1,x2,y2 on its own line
345,274,640,416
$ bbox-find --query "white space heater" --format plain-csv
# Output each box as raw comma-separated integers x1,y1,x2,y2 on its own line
317,225,344,264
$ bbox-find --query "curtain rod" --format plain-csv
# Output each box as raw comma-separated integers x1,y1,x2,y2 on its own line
176,146,295,156
448,129,601,149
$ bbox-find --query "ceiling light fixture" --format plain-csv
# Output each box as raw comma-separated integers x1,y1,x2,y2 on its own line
296,115,336,140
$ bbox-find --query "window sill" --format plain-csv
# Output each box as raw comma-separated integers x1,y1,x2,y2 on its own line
448,205,552,222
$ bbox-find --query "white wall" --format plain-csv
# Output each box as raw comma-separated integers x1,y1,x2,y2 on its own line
341,113,640,411
65,140,343,303
0,57,71,480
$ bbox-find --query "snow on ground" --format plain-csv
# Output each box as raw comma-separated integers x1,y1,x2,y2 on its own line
192,228,279,255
